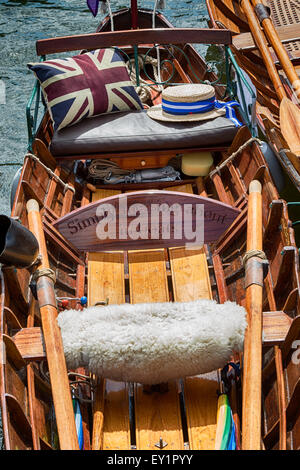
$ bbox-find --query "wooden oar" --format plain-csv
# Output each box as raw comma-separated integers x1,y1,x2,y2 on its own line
240,0,286,101
240,0,300,156
26,199,79,450
250,0,300,156
250,0,300,99
242,180,263,450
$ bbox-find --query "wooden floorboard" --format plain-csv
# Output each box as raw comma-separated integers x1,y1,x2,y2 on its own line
89,189,130,450
168,184,218,450
128,247,184,450
169,247,212,302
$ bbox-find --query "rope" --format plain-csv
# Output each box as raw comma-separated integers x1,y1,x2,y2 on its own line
25,152,75,194
126,55,163,104
88,159,131,182
242,249,267,267
209,137,263,178
31,267,56,284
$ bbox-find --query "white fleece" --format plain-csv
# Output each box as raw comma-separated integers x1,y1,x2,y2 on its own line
57,299,247,384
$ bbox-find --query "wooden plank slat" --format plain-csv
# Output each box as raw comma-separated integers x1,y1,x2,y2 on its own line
134,382,183,450
233,24,300,52
13,328,46,361
102,381,131,451
184,374,219,450
88,252,125,307
88,189,130,451
128,247,183,449
169,246,212,302
128,249,169,304
167,185,217,450
54,190,240,252
165,184,194,193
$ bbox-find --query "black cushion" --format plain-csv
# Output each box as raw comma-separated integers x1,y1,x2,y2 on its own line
50,109,238,156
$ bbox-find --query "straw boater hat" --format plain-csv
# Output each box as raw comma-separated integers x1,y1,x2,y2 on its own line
147,83,226,122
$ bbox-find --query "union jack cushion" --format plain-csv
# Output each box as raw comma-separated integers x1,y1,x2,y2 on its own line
28,48,143,131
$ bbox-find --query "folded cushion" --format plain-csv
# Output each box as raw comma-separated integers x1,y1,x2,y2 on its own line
50,109,238,156
28,48,143,131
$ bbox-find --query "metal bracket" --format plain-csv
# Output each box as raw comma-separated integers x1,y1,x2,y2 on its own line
245,258,269,289
254,4,271,23
155,437,168,449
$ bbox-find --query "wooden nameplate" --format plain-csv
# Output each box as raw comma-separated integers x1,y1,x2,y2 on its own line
53,190,240,252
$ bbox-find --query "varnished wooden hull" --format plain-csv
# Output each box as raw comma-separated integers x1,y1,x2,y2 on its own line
1,8,299,451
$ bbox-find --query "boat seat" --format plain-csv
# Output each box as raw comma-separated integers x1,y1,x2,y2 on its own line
49,109,238,157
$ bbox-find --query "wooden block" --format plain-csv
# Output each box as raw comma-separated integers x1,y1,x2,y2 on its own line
262,311,293,346
13,328,45,361
169,246,212,302
165,184,194,193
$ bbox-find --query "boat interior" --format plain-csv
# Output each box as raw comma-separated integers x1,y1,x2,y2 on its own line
0,7,300,451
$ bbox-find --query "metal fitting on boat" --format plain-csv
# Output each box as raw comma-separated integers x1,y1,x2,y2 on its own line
254,4,271,24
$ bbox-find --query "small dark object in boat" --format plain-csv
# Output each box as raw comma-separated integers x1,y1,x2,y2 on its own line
0,215,39,268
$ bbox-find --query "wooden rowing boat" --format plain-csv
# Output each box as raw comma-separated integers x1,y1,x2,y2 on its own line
206,0,300,190
0,4,299,451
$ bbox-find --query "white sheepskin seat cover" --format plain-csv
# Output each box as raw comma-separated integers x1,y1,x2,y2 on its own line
57,299,247,384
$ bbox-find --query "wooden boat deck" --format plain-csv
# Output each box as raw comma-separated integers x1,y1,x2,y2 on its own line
87,185,218,450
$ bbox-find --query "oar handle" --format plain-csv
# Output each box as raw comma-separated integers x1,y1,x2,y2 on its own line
241,0,287,102
26,199,49,270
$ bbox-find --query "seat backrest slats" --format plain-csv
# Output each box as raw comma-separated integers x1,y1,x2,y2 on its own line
36,28,232,56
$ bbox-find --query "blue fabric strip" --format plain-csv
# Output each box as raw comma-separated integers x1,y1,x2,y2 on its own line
214,100,242,127
162,97,242,127
162,96,215,108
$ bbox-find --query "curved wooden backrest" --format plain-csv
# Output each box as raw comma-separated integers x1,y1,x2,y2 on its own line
36,28,232,56
53,190,240,252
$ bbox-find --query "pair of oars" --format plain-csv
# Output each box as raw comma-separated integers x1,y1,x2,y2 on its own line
240,0,300,156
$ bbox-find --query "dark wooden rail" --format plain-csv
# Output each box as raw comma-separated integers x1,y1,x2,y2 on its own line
36,28,232,55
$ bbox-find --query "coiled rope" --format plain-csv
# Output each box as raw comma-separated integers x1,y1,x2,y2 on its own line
126,55,163,104
88,159,131,182
25,152,75,194
242,249,267,267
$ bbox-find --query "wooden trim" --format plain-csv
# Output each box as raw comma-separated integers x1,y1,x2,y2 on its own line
36,28,232,55
55,146,229,163
274,346,287,450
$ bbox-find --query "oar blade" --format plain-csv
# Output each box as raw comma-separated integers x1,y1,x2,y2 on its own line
280,97,300,156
